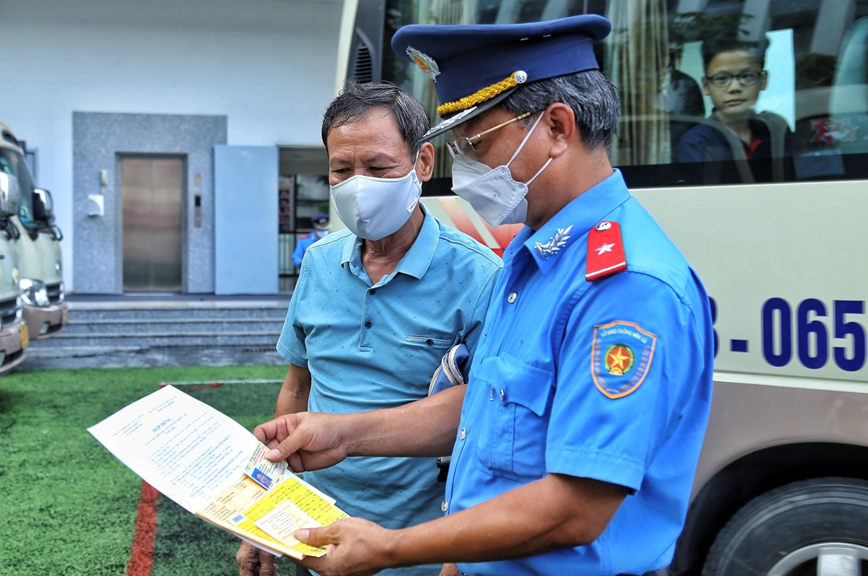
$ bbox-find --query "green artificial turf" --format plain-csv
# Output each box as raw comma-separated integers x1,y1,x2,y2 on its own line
0,365,289,576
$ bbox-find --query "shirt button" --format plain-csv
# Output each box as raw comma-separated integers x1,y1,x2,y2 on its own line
369,289,376,295
364,321,372,329
441,500,448,512
500,389,506,401
459,428,466,440
489,386,495,401
507,292,518,304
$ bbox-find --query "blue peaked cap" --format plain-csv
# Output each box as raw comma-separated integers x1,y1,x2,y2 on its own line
391,14,611,140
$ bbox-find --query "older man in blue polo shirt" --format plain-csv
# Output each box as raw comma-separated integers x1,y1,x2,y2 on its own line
253,15,714,576
236,80,502,576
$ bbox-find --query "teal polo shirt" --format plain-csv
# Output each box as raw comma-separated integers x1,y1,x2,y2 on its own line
278,207,502,576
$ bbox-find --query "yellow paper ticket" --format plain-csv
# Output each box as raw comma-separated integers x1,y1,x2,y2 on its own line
233,474,349,557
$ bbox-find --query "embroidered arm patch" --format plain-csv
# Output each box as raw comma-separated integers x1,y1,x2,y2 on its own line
591,321,657,399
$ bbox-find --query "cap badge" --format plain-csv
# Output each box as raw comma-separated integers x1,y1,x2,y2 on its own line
406,47,440,81
535,225,572,260
514,70,528,84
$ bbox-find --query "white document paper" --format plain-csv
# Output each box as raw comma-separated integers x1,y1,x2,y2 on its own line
88,385,279,513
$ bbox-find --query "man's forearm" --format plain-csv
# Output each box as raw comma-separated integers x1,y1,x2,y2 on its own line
384,474,626,567
343,385,466,458
275,364,311,417
297,473,628,575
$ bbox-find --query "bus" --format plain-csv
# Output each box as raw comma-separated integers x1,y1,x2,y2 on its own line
339,1,868,574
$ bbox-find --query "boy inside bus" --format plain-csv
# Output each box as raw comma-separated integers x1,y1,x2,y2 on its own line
675,38,794,179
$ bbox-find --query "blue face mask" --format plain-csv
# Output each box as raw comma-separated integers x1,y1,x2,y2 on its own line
330,158,422,241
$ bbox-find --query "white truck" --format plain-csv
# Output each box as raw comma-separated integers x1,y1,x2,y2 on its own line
0,171,27,374
0,122,66,339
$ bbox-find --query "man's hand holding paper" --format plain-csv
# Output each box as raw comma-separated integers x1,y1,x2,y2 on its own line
257,411,354,473
259,386,466,472
293,517,394,576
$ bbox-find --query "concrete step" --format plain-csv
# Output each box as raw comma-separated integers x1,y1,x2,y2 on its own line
60,318,285,335
26,298,292,358
28,330,282,348
68,305,290,322
21,344,287,369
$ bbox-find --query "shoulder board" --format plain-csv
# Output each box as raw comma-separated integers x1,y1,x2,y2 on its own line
586,220,627,281
300,233,313,240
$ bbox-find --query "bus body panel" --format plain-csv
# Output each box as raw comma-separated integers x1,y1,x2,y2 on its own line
633,179,868,382
697,374,868,498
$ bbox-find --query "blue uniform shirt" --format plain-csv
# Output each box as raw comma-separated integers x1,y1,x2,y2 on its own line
446,170,714,576
278,207,502,576
293,233,320,268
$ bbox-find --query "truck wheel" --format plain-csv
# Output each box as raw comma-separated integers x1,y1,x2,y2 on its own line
702,477,868,576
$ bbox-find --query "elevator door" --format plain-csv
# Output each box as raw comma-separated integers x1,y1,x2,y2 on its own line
122,158,183,292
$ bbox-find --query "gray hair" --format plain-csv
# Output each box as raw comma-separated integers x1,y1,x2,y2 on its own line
321,79,431,157
500,70,620,151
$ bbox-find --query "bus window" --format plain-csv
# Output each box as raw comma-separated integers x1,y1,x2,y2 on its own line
381,0,868,189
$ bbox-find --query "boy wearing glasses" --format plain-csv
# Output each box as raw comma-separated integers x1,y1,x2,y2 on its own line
676,39,794,177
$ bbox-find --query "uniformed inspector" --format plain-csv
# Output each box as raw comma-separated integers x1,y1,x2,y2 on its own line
254,15,714,576
292,213,330,268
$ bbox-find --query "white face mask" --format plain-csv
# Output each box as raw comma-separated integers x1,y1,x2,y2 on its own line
313,225,330,239
451,113,552,228
330,159,422,241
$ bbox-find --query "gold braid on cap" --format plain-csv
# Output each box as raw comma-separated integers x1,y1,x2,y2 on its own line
437,72,520,118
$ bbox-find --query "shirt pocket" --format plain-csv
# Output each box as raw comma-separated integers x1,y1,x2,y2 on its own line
404,335,453,349
472,354,555,481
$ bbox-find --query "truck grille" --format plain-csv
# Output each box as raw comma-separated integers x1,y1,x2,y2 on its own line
46,283,63,304
0,297,20,328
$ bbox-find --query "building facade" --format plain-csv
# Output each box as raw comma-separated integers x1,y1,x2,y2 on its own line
0,0,341,293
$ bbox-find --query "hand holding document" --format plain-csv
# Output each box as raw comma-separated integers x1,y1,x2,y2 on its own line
88,385,348,559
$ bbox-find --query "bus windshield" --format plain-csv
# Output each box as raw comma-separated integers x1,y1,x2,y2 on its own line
0,147,36,223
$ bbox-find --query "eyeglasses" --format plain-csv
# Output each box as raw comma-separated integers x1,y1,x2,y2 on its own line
447,111,535,161
706,71,764,89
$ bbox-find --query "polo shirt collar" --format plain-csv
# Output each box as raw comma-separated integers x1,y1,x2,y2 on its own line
340,204,439,281
341,230,358,268
394,204,439,279
507,169,631,274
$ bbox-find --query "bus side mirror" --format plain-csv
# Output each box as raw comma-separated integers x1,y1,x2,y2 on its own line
32,188,54,222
